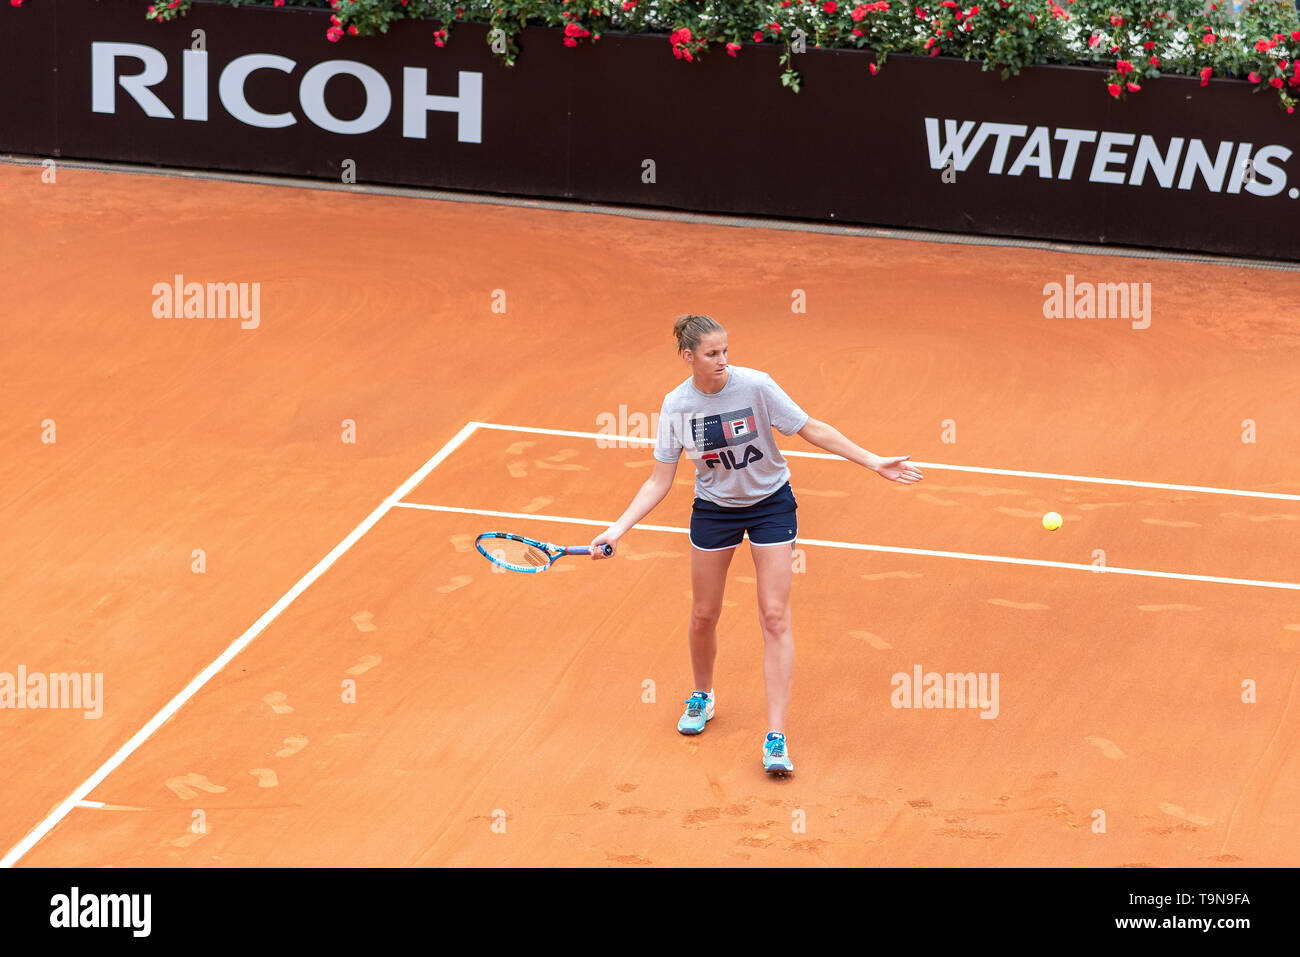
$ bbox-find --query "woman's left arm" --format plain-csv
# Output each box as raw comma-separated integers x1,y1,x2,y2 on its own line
797,418,924,485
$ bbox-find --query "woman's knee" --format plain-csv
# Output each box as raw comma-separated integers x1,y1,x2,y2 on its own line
690,605,723,630
758,605,791,636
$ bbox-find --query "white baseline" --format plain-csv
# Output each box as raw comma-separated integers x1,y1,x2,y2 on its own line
468,421,1300,502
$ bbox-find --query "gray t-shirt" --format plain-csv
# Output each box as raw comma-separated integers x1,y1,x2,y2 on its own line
654,366,809,507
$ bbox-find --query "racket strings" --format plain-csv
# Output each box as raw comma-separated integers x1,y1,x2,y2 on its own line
485,537,551,569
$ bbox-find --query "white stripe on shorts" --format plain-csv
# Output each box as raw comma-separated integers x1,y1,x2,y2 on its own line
688,533,742,551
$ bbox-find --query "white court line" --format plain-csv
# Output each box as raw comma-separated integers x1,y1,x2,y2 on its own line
468,421,1300,502
395,501,1300,592
0,421,481,869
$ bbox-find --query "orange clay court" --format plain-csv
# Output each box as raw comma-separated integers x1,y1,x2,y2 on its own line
2,160,1299,868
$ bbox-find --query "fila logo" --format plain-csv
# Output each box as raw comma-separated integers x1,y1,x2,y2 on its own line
725,416,752,439
702,445,764,470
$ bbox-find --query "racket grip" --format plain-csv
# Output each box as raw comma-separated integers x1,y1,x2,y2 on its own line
566,545,613,556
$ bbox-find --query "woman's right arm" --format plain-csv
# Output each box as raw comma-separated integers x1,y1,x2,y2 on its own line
589,458,679,558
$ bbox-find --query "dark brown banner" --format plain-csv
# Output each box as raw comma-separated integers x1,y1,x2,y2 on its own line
2,0,1297,260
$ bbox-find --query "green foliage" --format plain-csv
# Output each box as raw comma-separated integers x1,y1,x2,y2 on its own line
145,0,1300,110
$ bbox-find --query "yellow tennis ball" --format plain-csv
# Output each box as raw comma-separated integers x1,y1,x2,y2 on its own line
1042,512,1062,531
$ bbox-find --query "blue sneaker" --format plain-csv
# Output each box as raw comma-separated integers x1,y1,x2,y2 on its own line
677,691,715,735
763,732,794,774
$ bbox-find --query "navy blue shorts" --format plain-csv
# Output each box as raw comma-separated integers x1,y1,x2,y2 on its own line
689,482,798,551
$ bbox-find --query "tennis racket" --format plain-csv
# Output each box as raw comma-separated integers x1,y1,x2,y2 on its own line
475,532,612,574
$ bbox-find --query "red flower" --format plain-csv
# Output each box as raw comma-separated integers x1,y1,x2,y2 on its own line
1107,83,1121,97
726,42,741,56
621,0,635,8
1202,34,1215,44
851,4,867,19
1289,106,1295,113
1292,31,1300,41
929,45,940,56
1088,34,1101,48
869,62,878,74
1126,82,1140,92
753,30,764,42
1270,76,1284,88
10,0,22,7
1143,41,1155,50
1248,71,1261,83
1199,66,1212,86
824,0,838,11
1148,56,1158,66
1255,40,1275,53
564,37,577,47
1109,45,1119,53
1109,15,1123,25
770,22,781,32
1116,60,1132,75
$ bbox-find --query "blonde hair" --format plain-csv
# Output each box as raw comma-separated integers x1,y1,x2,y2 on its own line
673,314,725,354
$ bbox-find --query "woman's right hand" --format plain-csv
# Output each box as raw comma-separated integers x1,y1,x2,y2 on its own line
590,529,618,559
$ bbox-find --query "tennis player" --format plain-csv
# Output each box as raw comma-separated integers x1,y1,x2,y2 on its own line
590,314,922,774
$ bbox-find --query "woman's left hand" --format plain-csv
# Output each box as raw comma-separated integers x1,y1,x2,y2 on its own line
874,455,924,485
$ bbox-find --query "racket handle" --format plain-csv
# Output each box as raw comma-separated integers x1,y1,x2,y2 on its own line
567,545,614,556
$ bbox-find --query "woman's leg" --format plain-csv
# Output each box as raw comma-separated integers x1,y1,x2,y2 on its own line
750,541,794,732
688,544,737,692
